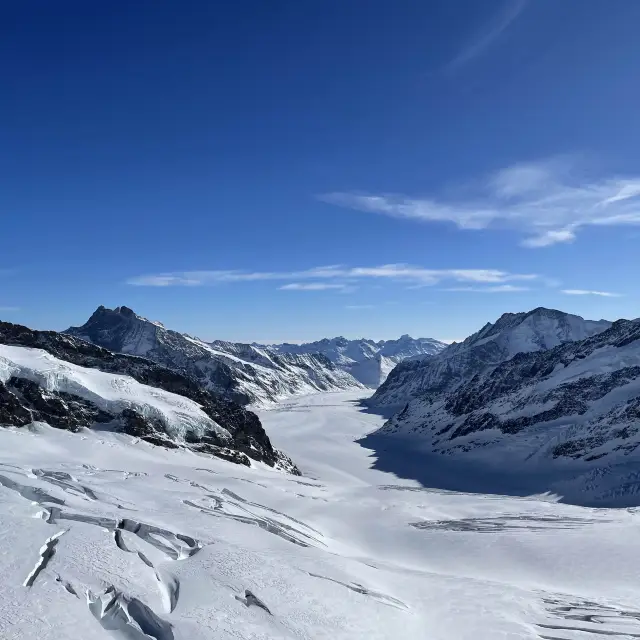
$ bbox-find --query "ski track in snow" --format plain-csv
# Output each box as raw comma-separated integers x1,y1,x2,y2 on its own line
1,391,640,639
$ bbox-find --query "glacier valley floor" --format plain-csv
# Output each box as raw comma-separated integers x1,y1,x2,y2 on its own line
1,391,640,639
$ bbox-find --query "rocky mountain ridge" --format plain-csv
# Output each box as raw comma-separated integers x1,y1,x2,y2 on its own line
0,320,298,472
269,334,446,386
373,315,640,503
369,307,611,406
66,306,364,405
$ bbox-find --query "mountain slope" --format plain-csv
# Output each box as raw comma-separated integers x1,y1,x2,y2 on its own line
0,320,298,471
270,335,446,386
370,307,611,406
375,318,640,503
66,306,364,405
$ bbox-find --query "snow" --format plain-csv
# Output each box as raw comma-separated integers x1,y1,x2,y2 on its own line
0,345,230,440
2,391,640,639
66,306,364,407
375,324,640,491
271,336,446,387
371,308,613,406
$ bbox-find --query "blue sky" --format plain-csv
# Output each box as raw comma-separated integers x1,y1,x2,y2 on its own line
2,0,639,342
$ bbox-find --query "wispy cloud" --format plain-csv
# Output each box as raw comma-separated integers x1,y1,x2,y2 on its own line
346,304,375,310
561,289,622,298
279,283,349,291
444,0,528,72
0,306,19,312
126,275,203,287
320,157,640,247
128,264,539,289
443,284,529,293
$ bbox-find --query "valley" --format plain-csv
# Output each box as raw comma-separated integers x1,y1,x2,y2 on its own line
1,306,640,638
1,392,640,639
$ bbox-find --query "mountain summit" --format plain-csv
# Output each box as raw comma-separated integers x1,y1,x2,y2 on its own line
374,317,640,503
369,307,611,406
67,306,364,405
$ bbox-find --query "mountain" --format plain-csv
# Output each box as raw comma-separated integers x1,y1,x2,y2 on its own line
66,306,364,405
0,320,298,472
270,335,446,387
375,317,640,503
369,307,611,406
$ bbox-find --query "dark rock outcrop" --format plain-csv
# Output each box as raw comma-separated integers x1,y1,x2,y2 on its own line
379,318,640,465
370,307,611,407
0,321,299,473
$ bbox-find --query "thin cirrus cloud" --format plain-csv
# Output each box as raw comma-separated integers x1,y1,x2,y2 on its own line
561,289,622,298
127,264,540,290
444,0,528,72
320,158,640,248
443,284,530,293
279,283,350,291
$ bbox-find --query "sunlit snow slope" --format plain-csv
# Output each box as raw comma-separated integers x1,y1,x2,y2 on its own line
2,392,640,639
0,344,229,440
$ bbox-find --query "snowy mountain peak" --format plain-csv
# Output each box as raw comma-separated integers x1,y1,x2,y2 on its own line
269,335,446,387
465,307,609,349
376,317,640,503
370,307,612,406
67,306,363,405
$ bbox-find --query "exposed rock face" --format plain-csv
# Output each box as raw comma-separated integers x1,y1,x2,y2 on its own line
369,307,611,406
378,318,640,469
0,376,113,432
66,306,363,405
269,335,446,387
0,321,299,473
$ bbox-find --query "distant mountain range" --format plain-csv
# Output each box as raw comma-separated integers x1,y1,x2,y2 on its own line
66,306,445,404
268,335,446,386
5,302,640,503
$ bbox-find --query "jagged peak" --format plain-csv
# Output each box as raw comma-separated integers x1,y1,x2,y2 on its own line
83,305,165,329
114,305,135,317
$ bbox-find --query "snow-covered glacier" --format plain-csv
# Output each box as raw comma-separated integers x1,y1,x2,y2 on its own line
0,344,230,440
2,391,640,640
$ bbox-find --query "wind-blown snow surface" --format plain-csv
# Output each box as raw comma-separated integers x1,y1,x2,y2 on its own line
270,335,446,386
2,392,640,639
